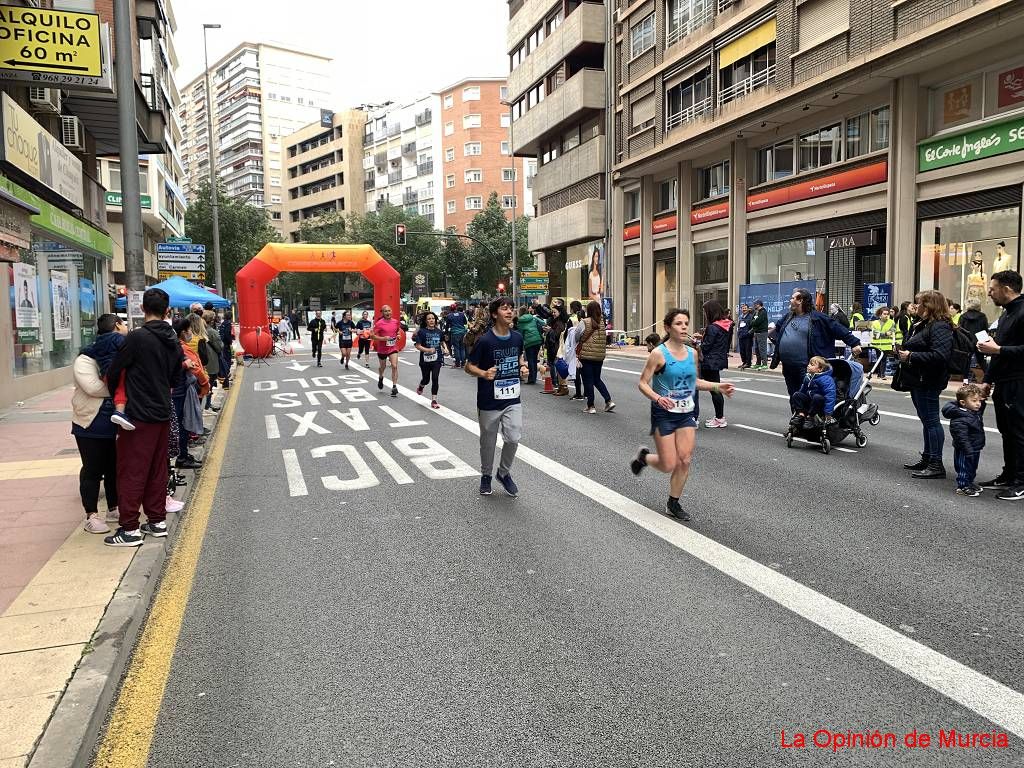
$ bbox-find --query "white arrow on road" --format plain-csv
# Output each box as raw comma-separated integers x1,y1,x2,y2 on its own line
286,361,310,371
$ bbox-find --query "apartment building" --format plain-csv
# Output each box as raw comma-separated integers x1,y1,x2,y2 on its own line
362,95,444,227
179,42,332,236
282,109,367,242
1,0,177,407
506,0,609,303
610,0,1024,337
439,77,536,234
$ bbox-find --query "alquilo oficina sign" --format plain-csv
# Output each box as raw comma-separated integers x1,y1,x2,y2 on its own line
919,115,1024,171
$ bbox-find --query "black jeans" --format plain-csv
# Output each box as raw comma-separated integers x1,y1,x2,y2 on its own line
781,362,806,397
580,359,611,408
738,335,753,367
75,435,117,516
994,380,1024,484
311,336,324,365
418,360,441,396
910,387,944,461
701,366,724,418
525,345,540,383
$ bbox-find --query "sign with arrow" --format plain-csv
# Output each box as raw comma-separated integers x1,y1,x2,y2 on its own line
0,5,103,79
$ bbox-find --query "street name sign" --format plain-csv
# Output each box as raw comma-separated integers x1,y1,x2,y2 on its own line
157,242,205,254
158,270,205,281
157,260,207,272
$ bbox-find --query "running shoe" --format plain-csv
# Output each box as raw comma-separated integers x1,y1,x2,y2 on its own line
996,486,1024,501
391,386,398,398
604,401,616,413
630,447,649,476
431,400,440,409
111,412,135,431
84,514,110,534
496,472,519,497
570,395,585,401
104,528,143,547
378,376,384,390
416,385,424,395
666,498,691,521
105,508,121,523
479,475,492,495
165,496,184,513
980,475,1012,490
704,417,728,428
955,486,981,497
583,407,597,414
141,521,168,538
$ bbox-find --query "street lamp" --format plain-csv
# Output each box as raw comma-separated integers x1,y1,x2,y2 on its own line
203,23,223,295
500,99,517,303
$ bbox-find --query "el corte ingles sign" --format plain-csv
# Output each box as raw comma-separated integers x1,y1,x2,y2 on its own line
919,114,1024,171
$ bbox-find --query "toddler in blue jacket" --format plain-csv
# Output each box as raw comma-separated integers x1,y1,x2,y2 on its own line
941,383,986,497
790,356,836,431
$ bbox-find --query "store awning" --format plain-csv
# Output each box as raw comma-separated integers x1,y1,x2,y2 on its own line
0,186,40,215
719,18,777,69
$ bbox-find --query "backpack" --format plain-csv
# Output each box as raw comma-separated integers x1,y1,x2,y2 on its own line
948,323,975,376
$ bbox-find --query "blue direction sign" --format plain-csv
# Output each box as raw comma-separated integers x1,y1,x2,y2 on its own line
157,242,206,254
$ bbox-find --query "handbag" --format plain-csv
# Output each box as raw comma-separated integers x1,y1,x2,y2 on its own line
555,358,569,379
890,362,911,392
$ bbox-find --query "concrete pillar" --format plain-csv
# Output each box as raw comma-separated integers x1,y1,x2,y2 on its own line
609,182,624,315
888,75,920,302
640,174,655,331
676,160,693,309
729,137,749,314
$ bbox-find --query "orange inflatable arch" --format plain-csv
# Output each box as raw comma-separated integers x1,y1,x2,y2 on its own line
236,243,403,358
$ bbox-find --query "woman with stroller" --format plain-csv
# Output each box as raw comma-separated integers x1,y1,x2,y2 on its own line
897,290,954,479
631,308,735,521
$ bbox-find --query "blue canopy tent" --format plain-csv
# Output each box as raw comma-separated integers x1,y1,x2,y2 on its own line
115,276,230,310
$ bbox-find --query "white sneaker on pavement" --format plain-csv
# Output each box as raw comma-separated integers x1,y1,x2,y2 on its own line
84,513,110,534
165,496,185,513
704,417,728,428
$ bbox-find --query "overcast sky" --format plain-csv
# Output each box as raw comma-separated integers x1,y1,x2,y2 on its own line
172,0,510,106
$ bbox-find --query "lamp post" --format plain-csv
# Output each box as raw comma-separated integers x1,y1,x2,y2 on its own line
501,99,517,303
203,23,223,295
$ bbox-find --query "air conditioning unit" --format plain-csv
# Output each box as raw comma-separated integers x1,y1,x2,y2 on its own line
29,88,61,114
61,115,85,151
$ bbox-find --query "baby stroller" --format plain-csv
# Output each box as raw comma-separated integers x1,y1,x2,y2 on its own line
784,354,884,454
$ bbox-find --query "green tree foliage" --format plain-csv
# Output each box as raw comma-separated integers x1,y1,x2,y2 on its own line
465,192,532,294
184,180,279,292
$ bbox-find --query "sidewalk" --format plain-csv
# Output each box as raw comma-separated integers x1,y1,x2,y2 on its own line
0,379,227,768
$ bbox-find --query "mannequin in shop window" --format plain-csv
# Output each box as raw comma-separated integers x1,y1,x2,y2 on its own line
993,241,1013,274
966,252,987,308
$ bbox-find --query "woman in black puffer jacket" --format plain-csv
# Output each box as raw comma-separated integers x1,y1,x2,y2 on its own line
897,290,954,479
697,300,733,428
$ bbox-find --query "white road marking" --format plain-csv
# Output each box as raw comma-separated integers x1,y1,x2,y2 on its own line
349,363,1024,737
364,441,415,484
286,361,310,371
282,448,308,497
264,414,280,439
733,423,857,453
398,358,415,366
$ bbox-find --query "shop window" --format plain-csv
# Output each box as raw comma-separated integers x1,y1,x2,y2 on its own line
748,238,826,286
694,239,728,285
698,160,729,200
631,14,655,58
654,250,677,325
625,258,641,341
624,189,641,221
918,207,1019,319
657,179,677,213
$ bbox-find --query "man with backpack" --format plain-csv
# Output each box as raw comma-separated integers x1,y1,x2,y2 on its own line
978,270,1024,500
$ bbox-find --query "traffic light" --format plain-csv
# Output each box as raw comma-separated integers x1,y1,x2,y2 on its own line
395,223,407,246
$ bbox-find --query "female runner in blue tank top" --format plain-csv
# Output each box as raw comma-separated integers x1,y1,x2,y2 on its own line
630,308,735,521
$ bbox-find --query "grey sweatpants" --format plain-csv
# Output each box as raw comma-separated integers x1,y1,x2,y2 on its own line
478,404,522,477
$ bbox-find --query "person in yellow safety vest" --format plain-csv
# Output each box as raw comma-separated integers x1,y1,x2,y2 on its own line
870,306,896,380
950,302,962,326
849,302,865,329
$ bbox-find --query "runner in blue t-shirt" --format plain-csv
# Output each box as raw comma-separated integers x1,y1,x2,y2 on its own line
414,312,445,409
465,297,528,497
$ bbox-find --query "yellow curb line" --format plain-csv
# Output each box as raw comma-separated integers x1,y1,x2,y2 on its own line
91,367,244,768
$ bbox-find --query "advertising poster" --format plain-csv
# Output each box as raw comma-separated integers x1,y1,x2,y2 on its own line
583,240,604,303
80,277,96,346
127,290,145,322
738,280,817,323
863,282,893,317
997,65,1024,109
50,270,71,340
13,261,39,342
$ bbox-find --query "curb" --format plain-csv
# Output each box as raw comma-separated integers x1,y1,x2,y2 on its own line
25,389,231,768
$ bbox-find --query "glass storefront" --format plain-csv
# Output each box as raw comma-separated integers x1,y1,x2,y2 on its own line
918,206,1020,319
624,256,641,338
749,237,826,285
6,236,104,378
653,248,677,326
694,238,728,314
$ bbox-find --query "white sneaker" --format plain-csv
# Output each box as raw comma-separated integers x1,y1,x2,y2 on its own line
84,514,110,534
106,508,120,523
704,417,728,428
111,412,135,431
165,496,184,513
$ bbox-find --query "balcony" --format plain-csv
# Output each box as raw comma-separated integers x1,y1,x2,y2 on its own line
666,97,713,131
387,171,402,185
507,1,605,102
387,123,401,137
402,165,418,181
532,135,604,200
415,109,432,126
374,151,387,167
403,190,419,205
528,197,604,251
362,155,375,170
511,68,605,155
402,141,417,155
363,177,376,191
387,145,402,160
363,132,375,146
417,161,434,176
666,4,714,48
718,64,775,106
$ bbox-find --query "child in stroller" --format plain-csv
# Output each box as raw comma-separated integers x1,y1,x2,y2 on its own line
785,354,882,453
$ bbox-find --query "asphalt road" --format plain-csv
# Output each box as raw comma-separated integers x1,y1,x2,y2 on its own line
142,344,1023,767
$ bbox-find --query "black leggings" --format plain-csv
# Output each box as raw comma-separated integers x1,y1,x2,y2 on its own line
701,367,724,418
419,360,441,396
75,435,117,516
357,337,371,357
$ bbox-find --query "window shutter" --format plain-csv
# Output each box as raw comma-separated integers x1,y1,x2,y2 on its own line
797,0,847,51
632,95,655,129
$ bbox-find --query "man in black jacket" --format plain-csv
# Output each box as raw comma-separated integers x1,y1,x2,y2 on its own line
103,288,184,546
308,310,327,367
978,270,1024,500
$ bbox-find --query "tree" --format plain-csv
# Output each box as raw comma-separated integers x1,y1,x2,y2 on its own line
441,233,476,299
184,180,280,293
465,192,532,295
345,204,444,294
